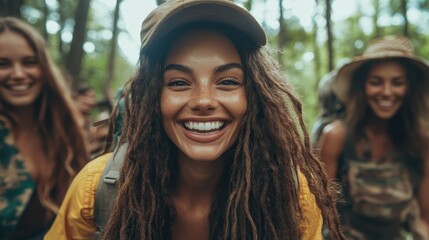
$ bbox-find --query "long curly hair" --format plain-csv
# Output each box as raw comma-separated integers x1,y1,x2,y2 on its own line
102,24,343,240
0,17,89,214
346,58,429,167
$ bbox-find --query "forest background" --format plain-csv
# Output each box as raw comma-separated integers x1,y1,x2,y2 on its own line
1,0,429,129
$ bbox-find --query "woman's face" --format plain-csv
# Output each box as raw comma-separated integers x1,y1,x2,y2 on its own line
365,60,408,119
0,31,43,108
161,29,247,162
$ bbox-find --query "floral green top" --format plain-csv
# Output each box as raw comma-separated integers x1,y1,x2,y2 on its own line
0,116,35,237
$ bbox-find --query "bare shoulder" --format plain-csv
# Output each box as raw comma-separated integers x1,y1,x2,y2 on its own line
320,120,346,142
317,120,346,162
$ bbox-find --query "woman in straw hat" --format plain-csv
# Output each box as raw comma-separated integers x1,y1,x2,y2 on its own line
317,35,429,239
45,0,344,239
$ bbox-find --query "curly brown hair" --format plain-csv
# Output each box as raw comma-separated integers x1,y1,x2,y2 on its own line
102,24,343,240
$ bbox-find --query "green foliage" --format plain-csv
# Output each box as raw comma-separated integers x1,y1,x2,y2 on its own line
19,0,133,101
14,0,429,132
261,0,429,131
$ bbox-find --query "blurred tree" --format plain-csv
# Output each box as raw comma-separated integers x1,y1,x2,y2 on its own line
312,0,322,87
325,0,334,71
420,0,429,9
66,0,92,87
0,0,24,17
386,0,409,36
278,0,286,67
337,2,367,57
41,0,49,41
244,0,253,11
57,0,66,57
372,0,381,38
104,0,123,99
401,0,409,36
156,0,167,6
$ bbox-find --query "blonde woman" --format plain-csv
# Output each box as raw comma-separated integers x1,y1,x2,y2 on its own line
0,17,89,239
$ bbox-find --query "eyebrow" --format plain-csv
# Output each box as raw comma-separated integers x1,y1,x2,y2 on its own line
163,63,243,74
213,63,243,73
164,64,192,73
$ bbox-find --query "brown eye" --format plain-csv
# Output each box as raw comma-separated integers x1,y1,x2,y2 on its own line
219,78,239,86
23,58,38,67
393,79,407,87
0,59,10,68
367,78,381,86
167,79,189,87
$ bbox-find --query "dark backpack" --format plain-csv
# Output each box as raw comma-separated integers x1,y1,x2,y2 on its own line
92,143,127,239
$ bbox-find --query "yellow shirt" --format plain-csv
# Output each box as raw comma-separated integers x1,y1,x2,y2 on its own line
45,153,322,240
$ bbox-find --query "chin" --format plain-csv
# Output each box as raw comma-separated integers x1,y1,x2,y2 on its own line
181,146,232,162
185,153,224,162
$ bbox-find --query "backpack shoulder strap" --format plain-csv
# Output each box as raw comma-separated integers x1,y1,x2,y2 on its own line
93,143,128,239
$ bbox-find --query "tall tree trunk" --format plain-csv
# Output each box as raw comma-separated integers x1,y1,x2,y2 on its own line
156,0,167,6
0,0,24,17
57,0,66,58
278,0,286,67
104,0,123,100
372,0,381,38
401,0,409,36
42,0,49,44
66,0,92,88
312,0,321,88
325,0,334,71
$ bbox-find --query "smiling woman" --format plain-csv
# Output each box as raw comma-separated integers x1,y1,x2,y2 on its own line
161,29,247,163
0,17,89,239
45,1,344,240
317,35,429,239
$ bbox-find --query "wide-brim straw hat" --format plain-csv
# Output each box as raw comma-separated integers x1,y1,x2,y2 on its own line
140,0,267,52
333,35,429,102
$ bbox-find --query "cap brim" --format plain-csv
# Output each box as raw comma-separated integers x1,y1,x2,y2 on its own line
142,1,266,51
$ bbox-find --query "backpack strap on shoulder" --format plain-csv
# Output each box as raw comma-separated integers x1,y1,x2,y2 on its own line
93,143,128,239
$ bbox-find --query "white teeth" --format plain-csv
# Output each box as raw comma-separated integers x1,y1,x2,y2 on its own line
378,100,394,107
9,84,30,92
184,121,224,131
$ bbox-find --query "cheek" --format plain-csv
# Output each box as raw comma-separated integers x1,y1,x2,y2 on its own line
397,86,408,97
160,91,189,129
0,69,8,80
364,84,375,96
160,91,171,121
29,66,43,80
225,90,247,117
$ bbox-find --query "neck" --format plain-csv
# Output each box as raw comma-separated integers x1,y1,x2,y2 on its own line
364,114,388,134
9,105,38,132
173,153,227,204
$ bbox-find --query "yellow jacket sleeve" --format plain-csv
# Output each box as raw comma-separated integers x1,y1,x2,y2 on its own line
45,153,322,239
44,153,112,240
298,171,323,240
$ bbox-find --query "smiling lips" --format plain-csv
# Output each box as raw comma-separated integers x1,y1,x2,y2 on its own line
377,99,394,108
2,82,35,97
184,121,225,132
182,121,227,142
6,83,32,92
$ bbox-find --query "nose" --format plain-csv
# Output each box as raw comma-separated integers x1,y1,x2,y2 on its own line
188,85,219,112
382,82,393,96
11,64,25,79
